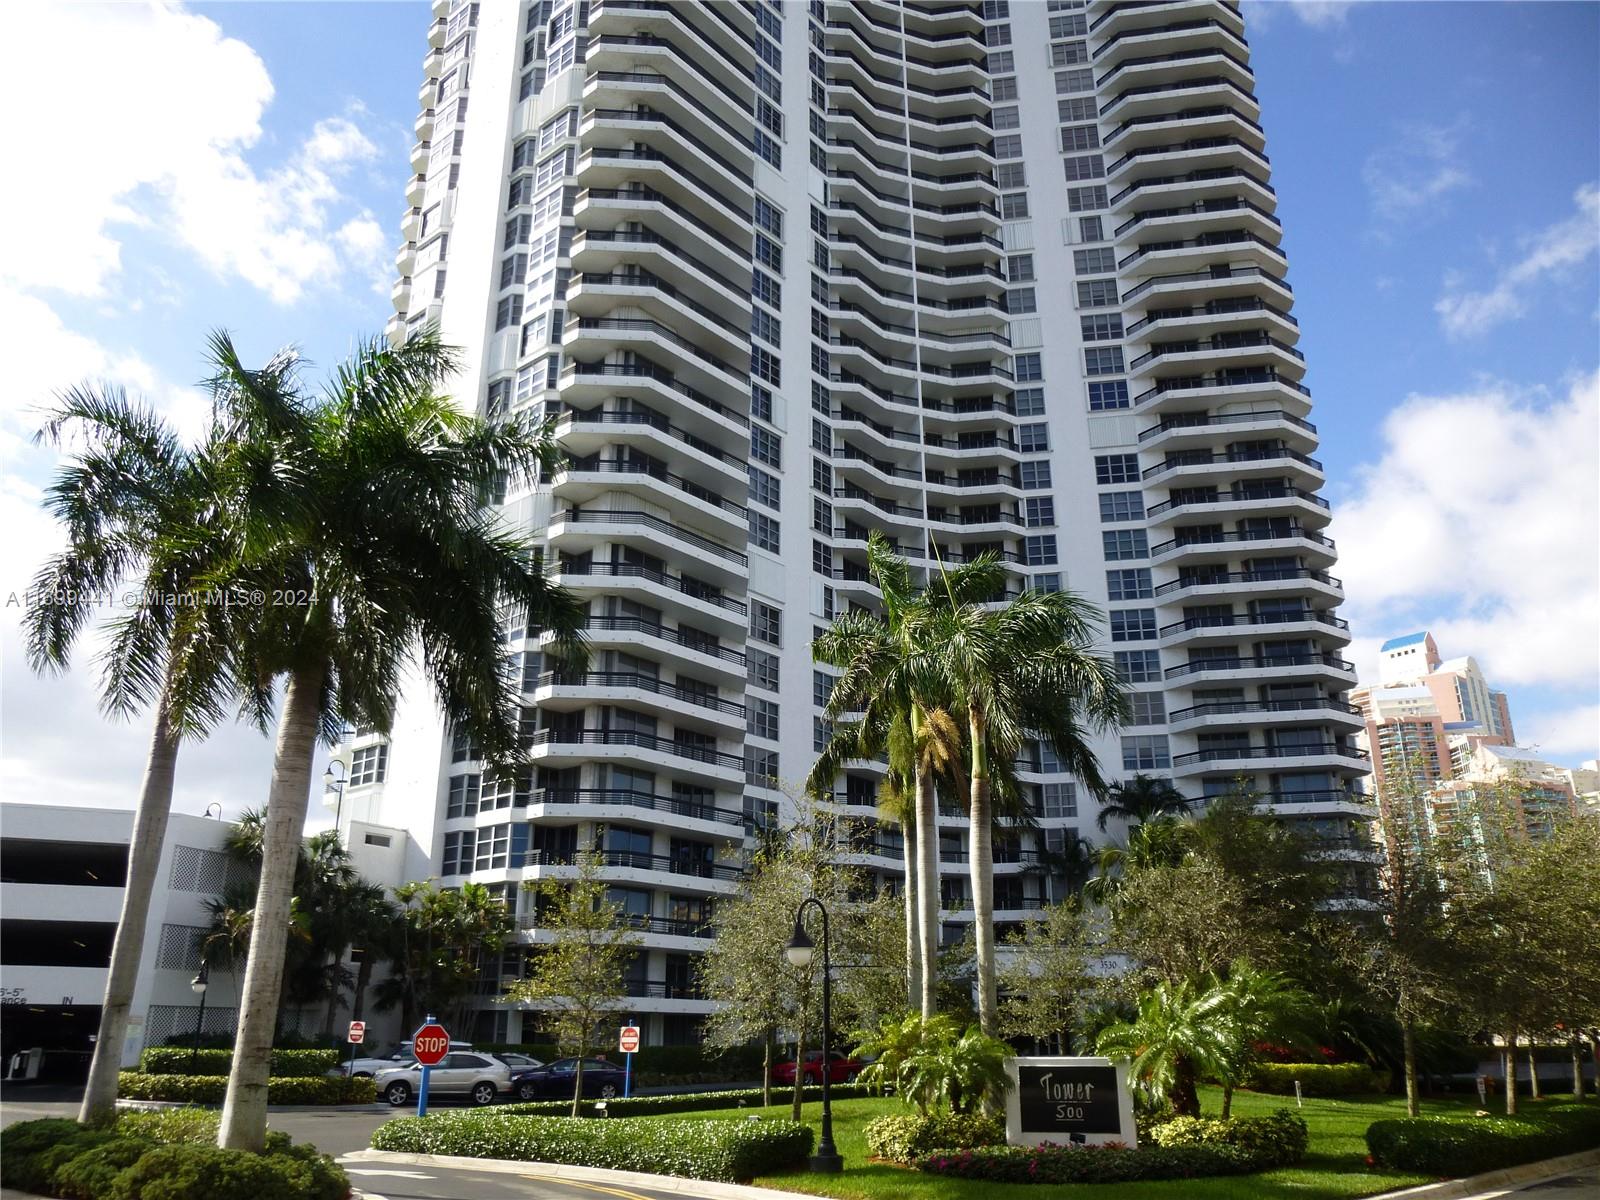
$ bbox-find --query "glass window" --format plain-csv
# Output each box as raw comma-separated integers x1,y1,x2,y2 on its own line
1019,423,1050,453
1114,650,1162,683
750,599,781,646
748,698,779,741
1121,735,1171,771
1109,609,1158,641
1095,454,1140,484
1102,529,1150,560
747,646,779,692
1106,568,1153,601
1098,491,1145,522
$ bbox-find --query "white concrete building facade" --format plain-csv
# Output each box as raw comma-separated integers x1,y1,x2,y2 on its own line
359,0,1366,1044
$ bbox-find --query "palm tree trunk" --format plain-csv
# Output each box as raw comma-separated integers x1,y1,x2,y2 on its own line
1172,1053,1200,1117
1402,1009,1420,1117
903,827,922,1010
79,689,181,1126
911,707,940,1018
1221,1081,1234,1120
967,709,997,1036
351,956,373,1023
321,952,343,1040
218,664,324,1151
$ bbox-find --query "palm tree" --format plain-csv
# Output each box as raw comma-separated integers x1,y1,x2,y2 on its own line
1212,963,1315,1119
1096,977,1236,1117
1085,815,1192,906
919,581,1124,1035
809,535,983,1017
1097,774,1195,832
25,386,259,1125
210,330,587,1150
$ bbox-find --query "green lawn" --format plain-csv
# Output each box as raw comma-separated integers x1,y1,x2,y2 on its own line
642,1087,1486,1200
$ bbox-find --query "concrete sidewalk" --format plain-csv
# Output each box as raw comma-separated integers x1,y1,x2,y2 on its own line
1368,1148,1600,1200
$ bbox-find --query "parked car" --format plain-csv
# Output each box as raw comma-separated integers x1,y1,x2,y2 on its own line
494,1052,544,1071
336,1039,474,1079
772,1051,862,1086
509,1057,626,1102
376,1051,510,1106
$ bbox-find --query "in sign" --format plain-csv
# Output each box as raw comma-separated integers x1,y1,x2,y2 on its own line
412,1021,450,1066
347,1020,366,1044
619,1025,640,1054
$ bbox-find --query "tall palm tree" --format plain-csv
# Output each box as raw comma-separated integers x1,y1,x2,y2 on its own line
919,582,1125,1035
1097,774,1195,832
810,534,983,1016
209,330,587,1150
25,386,257,1125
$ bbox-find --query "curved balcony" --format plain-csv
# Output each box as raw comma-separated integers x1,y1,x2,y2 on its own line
1142,445,1324,487
1145,485,1329,529
1119,230,1286,280
568,614,744,680
1137,407,1314,450
1100,72,1261,126
551,457,746,539
529,786,743,830
1097,44,1255,97
565,272,749,366
551,562,746,631
585,35,755,133
523,726,744,778
1171,743,1370,778
1126,296,1298,344
564,316,750,398
561,359,747,448
1094,13,1249,65
1102,103,1266,156
405,173,426,207
531,670,745,726
554,406,746,489
1163,652,1357,685
1123,262,1292,313
589,0,758,80
574,183,752,284
1150,527,1337,567
548,508,747,582
1111,164,1276,215
1159,608,1350,649
1107,135,1269,189
1167,697,1363,732
1135,373,1312,420
568,225,749,325
1154,566,1344,605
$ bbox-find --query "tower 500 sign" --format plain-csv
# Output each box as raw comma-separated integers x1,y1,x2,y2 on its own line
1003,1057,1138,1149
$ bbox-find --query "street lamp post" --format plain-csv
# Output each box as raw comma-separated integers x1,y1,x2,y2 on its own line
189,963,209,1068
324,762,347,835
786,897,843,1174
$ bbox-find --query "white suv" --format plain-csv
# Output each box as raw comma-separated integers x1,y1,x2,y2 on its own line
376,1051,511,1107
337,1039,473,1079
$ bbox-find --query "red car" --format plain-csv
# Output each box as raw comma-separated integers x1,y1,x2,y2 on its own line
773,1051,862,1085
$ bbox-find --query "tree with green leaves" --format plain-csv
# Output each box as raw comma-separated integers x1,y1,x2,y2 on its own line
1096,774,1195,831
1210,963,1316,1120
378,880,513,1035
208,329,587,1150
1096,977,1236,1118
998,900,1095,1053
26,385,261,1126
504,854,638,1115
918,578,1123,1034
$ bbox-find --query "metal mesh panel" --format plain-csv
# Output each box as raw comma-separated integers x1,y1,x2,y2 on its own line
144,1004,237,1049
154,925,206,971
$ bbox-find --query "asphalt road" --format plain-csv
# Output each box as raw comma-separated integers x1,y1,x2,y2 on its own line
0,1089,692,1199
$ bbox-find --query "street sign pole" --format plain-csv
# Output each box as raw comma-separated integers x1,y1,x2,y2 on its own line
625,1016,633,1098
418,1064,430,1118
413,1014,452,1119
619,1020,641,1098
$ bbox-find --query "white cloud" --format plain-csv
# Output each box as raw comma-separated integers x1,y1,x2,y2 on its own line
1362,120,1472,224
6,3,386,306
1435,182,1600,339
1331,372,1600,696
1288,1,1355,28
1518,705,1600,761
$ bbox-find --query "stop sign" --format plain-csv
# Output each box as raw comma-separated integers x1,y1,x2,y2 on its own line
619,1025,640,1054
412,1021,450,1066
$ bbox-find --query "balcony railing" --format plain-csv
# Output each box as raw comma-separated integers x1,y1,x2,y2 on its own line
1100,73,1259,119
557,406,743,470
1126,296,1297,336
1153,566,1340,598
1163,653,1356,679
1159,609,1349,636
1143,446,1323,480
1150,527,1336,558
567,359,747,430
552,561,745,616
1173,743,1369,766
556,509,748,568
622,979,706,999
1139,408,1314,442
1111,165,1275,210
579,614,745,666
523,727,744,769
1116,195,1279,239
1131,332,1303,371
1168,697,1361,722
561,456,745,519
530,786,743,825
1122,262,1290,306
1145,486,1329,518
535,670,745,718
1094,17,1248,62
1096,43,1253,91
585,34,754,115
521,909,715,938
1105,103,1265,148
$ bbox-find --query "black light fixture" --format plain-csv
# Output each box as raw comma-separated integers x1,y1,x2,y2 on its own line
189,962,210,1067
324,761,348,833
785,898,842,1174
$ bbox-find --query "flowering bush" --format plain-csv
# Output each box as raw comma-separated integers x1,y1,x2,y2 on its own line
915,1142,1259,1184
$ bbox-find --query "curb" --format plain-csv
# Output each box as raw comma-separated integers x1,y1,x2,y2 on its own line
113,1098,390,1114
1366,1147,1600,1200
341,1149,808,1199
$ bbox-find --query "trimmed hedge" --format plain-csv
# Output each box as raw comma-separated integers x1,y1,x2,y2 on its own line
916,1143,1262,1184
1367,1103,1600,1177
370,1111,812,1182
497,1081,878,1118
0,1116,349,1200
117,1072,375,1106
1148,1110,1309,1168
137,1048,338,1078
1247,1062,1391,1096
864,1113,1005,1164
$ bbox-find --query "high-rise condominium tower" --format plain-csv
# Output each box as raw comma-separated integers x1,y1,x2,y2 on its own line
343,0,1369,1045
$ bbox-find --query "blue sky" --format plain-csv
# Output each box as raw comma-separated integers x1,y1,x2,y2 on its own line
1,1,1595,817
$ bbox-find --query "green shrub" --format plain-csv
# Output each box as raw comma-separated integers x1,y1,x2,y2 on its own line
1149,1110,1308,1169
916,1142,1258,1183
136,1048,337,1078
371,1112,812,1182
2,1129,120,1196
497,1081,876,1118
1367,1103,1600,1177
111,1108,219,1146
50,1139,149,1200
100,1143,347,1200
1246,1062,1389,1096
116,1072,373,1106
864,1113,1005,1163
